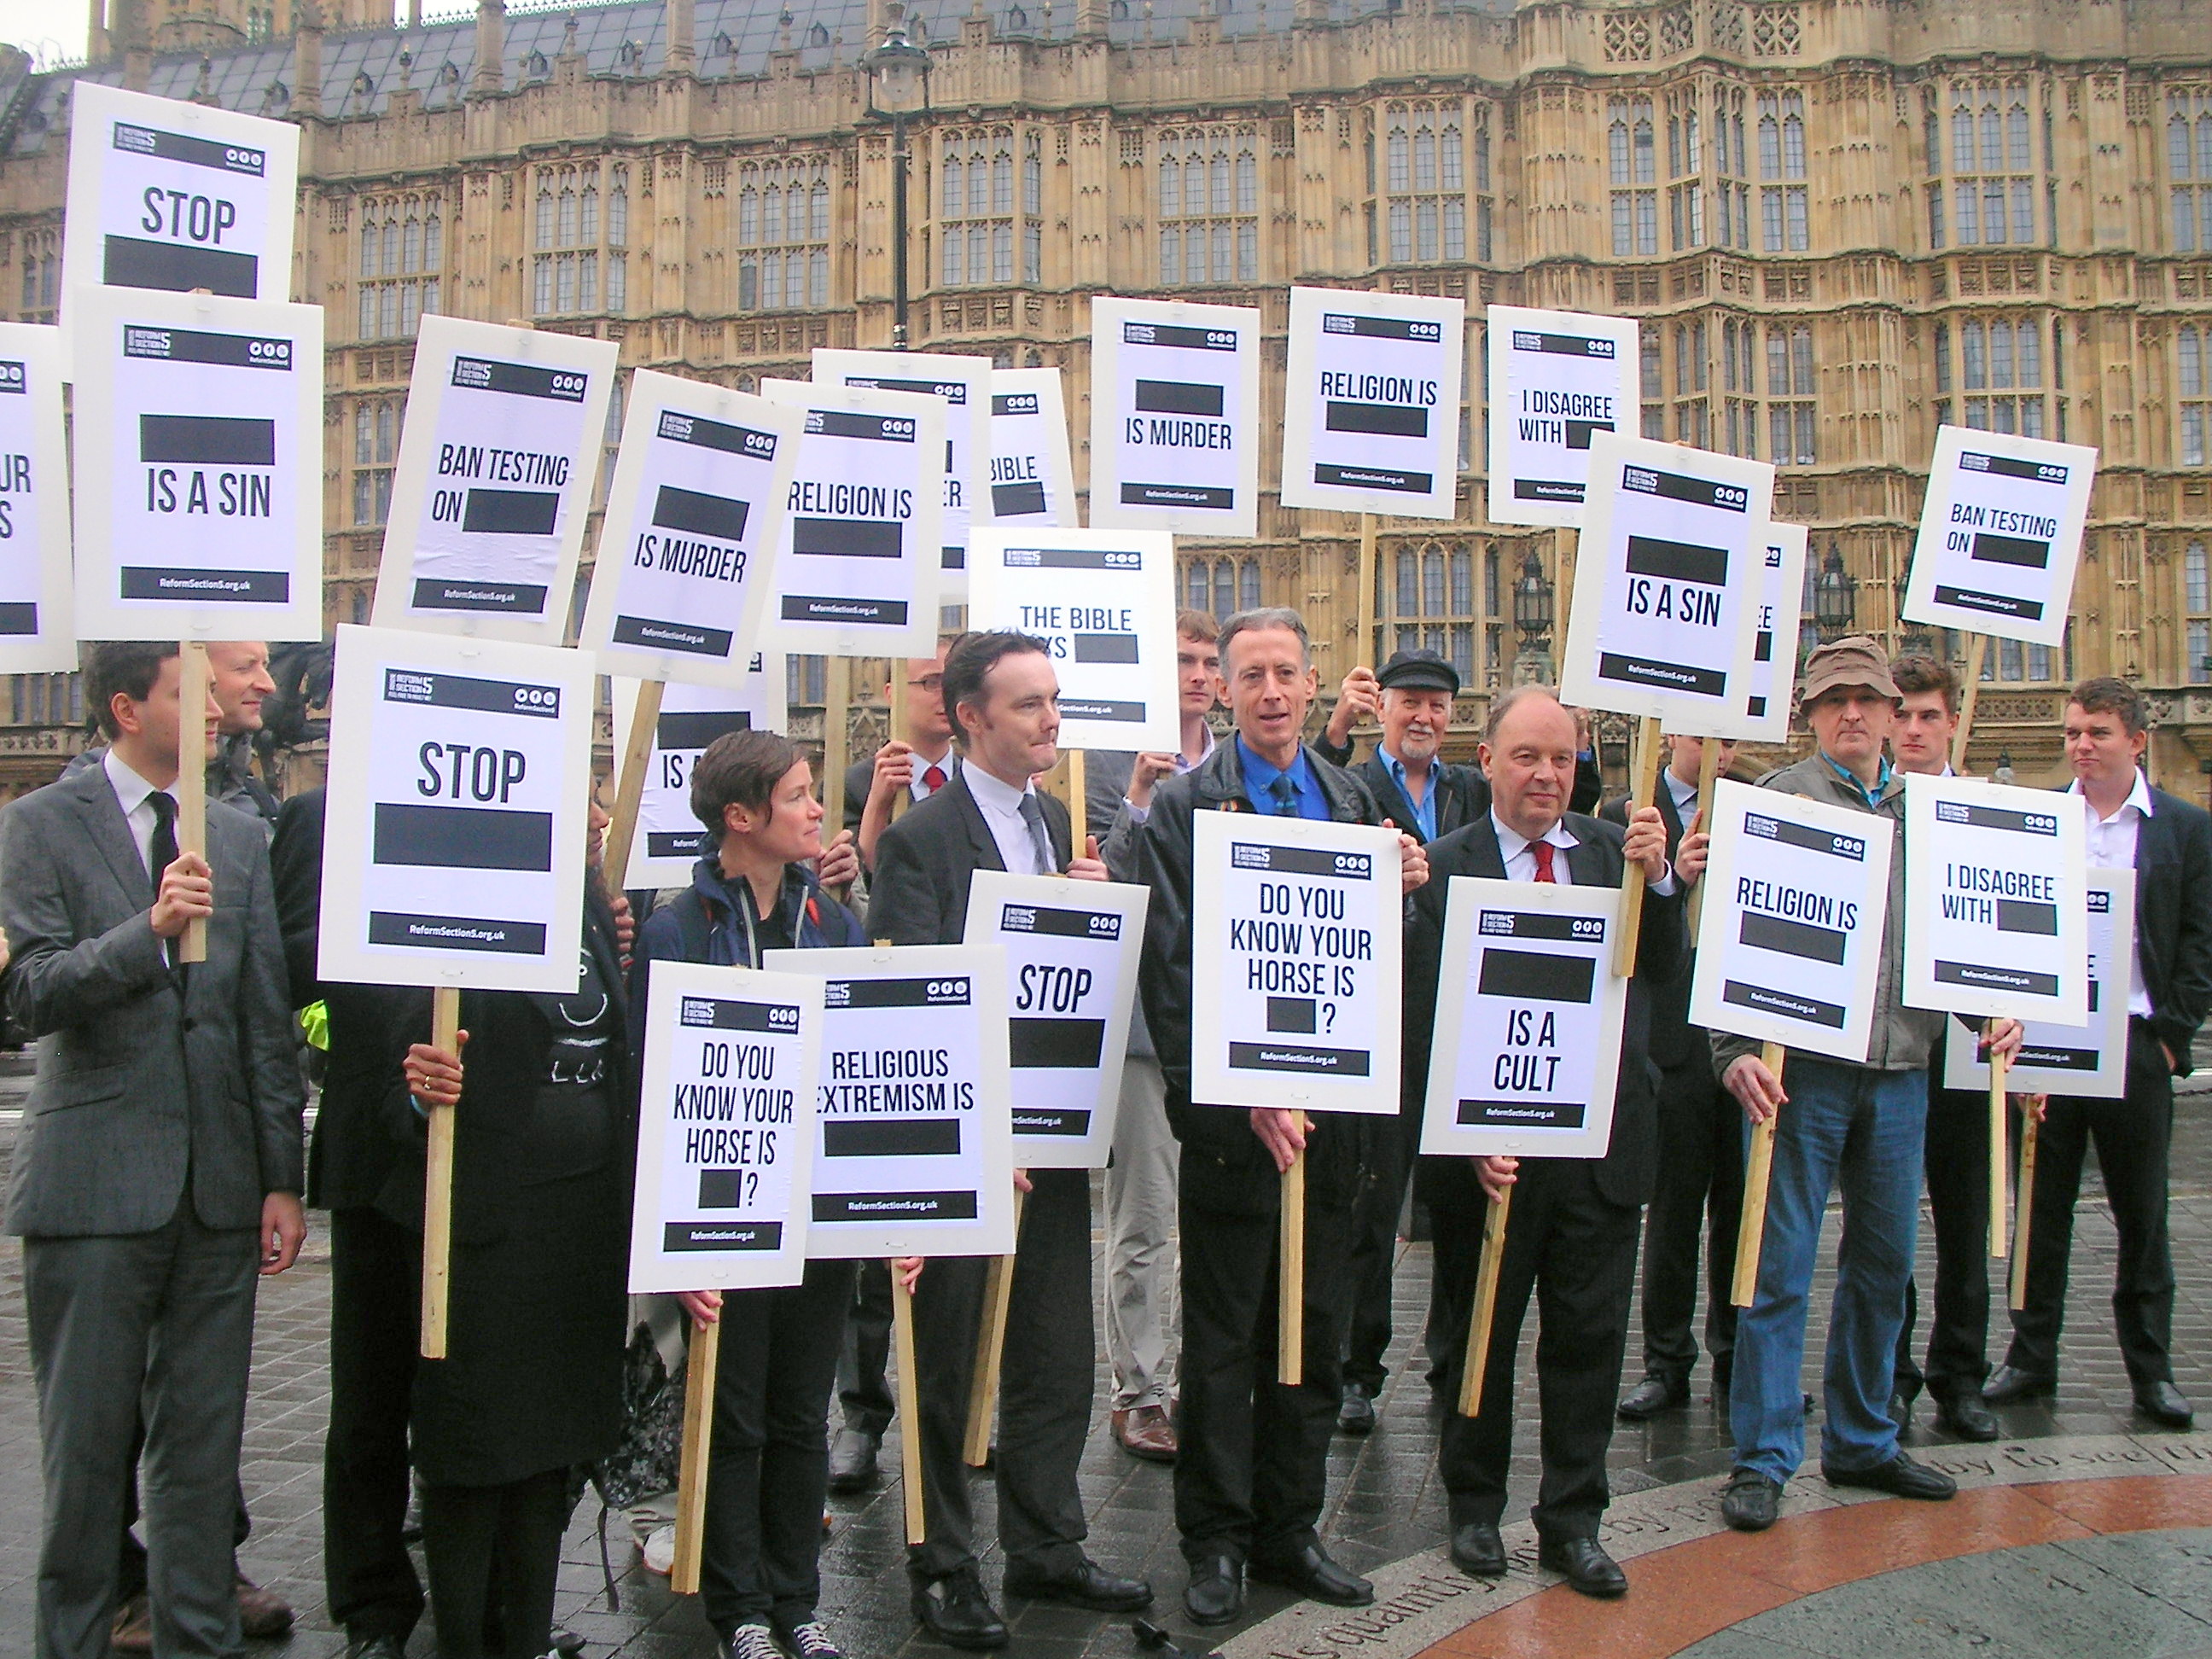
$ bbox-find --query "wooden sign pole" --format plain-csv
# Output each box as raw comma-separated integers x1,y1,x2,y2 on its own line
962,1184,1027,1467
1986,1018,2011,1259
1277,1111,1309,1386
1951,633,1987,775
1685,735,1721,946
2009,1109,2039,1310
1356,512,1377,684
1611,715,1665,978
1731,1040,1786,1307
824,656,853,841
891,1263,927,1546
602,678,664,897
1067,749,1088,849
670,1319,721,1595
1456,1182,1512,1417
176,640,211,965
419,983,463,1356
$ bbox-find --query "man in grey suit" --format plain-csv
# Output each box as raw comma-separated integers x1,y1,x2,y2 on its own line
0,641,306,1659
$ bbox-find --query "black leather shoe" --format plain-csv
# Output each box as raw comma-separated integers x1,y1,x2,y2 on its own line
1820,1452,1956,1501
911,1570,1009,1650
1337,1381,1378,1435
827,1425,881,1494
1003,1558,1154,1611
1536,1536,1627,1599
1720,1469,1781,1532
1249,1543,1373,1607
1448,1522,1505,1578
1982,1364,2057,1404
1932,1393,2001,1442
2134,1379,2195,1429
1616,1373,1689,1421
344,1638,406,1659
1183,1555,1244,1627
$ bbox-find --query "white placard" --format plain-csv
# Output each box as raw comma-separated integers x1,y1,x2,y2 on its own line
629,961,824,1293
1689,779,1897,1063
71,285,323,643
1087,297,1261,539
1904,771,2089,1024
63,83,300,324
579,371,800,687
814,348,991,601
1280,286,1464,521
373,316,618,645
756,378,945,658
317,625,595,993
1483,305,1639,527
966,527,1179,753
1901,425,2096,649
1190,812,1402,1115
1945,869,2133,1101
962,870,1146,1170
1560,432,1772,731
1418,877,1628,1160
1738,521,1808,742
765,943,1016,1260
987,368,1076,528
612,661,789,890
0,325,75,672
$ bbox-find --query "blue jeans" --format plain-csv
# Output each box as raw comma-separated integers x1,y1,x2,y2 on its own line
1731,1057,1927,1483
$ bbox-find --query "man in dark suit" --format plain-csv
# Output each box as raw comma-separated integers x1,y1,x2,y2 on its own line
1409,685,1693,1599
0,642,305,1659
1135,608,1427,1627
870,630,1152,1648
1988,677,2212,1429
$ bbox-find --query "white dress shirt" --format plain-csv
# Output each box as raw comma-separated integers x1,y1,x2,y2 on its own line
963,763,1051,877
1662,768,1698,821
1492,812,1582,884
910,746,958,805
2071,771,2155,1017
103,748,177,878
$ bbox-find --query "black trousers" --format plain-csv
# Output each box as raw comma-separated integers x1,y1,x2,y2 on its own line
835,1260,895,1438
323,1207,425,1642
2005,1022,2178,1386
419,1468,569,1659
1429,1156,1637,1541
1894,1063,1997,1403
908,1167,1095,1583
1342,1111,1419,1392
701,1260,855,1637
1635,1047,1742,1388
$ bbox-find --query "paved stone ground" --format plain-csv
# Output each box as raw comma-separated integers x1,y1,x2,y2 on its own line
0,1068,2208,1659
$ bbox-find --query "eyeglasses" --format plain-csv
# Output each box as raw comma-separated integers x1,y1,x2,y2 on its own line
905,675,946,692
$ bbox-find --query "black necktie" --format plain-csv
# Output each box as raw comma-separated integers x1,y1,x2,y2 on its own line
147,790,179,899
1268,774,1299,816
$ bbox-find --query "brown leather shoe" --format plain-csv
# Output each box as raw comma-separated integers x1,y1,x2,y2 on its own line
236,1572,295,1639
110,1594,152,1656
1112,1404,1178,1464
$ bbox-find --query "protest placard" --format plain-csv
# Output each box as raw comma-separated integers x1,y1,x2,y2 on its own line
1738,522,1807,742
1417,876,1628,1160
1904,771,2089,1024
0,324,74,672
1901,426,2096,648
1689,779,1897,1063
629,961,824,1293
987,367,1075,527
372,316,618,645
1280,287,1464,521
71,285,323,643
764,943,1016,1259
965,527,1179,753
1944,868,2133,1100
1189,812,1402,1115
317,624,595,994
1559,431,1772,732
1483,305,1640,527
579,372,800,688
757,378,945,658
815,348,991,599
610,661,789,890
1087,297,1261,539
962,870,1146,1169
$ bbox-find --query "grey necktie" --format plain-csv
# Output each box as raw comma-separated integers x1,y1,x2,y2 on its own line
1016,792,1057,876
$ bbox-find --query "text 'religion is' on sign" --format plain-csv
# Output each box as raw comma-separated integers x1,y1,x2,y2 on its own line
966,527,1180,754
1688,780,1896,1064
1945,868,2133,1101
1904,771,2089,1025
1088,297,1261,540
962,870,1147,1170
1738,522,1808,743
0,324,75,672
1483,305,1640,527
317,625,595,994
1560,431,1772,731
815,348,991,599
1280,286,1464,521
764,943,1016,1260
612,661,789,890
758,378,945,660
374,316,618,645
1418,877,1627,1161
628,961,824,1293
1902,425,2097,649
987,367,1076,528
1190,812,1403,1116
71,286,323,643
579,372,800,688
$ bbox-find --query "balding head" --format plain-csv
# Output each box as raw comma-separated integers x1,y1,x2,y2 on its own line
1479,686,1579,844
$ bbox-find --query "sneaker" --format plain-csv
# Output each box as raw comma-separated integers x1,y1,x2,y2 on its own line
724,1624,783,1659
778,1620,846,1659
642,1523,677,1576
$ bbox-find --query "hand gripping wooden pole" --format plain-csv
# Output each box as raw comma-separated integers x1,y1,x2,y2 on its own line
419,985,463,1357
963,1184,1027,1466
602,678,664,897
176,640,212,965
1685,736,1721,947
1457,1181,1512,1417
1731,1041,1786,1308
891,1262,927,1545
1612,716,1666,979
1987,1018,2011,1259
1278,1113,1309,1386
671,1317,721,1595
2010,1107,2040,1311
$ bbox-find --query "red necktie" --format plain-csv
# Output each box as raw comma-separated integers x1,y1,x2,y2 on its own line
1531,841,1557,883
923,765,946,792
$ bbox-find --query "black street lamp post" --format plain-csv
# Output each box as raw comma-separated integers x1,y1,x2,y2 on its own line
1813,543,1858,640
864,11,931,352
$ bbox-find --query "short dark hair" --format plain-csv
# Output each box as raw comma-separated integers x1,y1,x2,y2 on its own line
940,629,1051,741
690,728,804,838
82,642,180,742
1889,654,1959,714
1174,608,1220,643
2069,675,2150,736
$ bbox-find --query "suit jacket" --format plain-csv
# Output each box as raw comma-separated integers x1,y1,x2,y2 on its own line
1404,812,1687,1209
1599,782,1698,1068
1350,754,1483,847
2120,786,2212,1075
0,761,303,1236
869,770,1074,947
